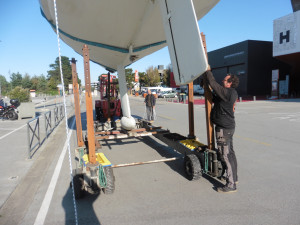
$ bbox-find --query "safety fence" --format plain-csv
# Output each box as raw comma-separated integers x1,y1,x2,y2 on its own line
27,104,65,159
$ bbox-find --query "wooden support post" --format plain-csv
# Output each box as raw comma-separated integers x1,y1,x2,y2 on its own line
71,58,84,147
83,45,97,164
201,32,215,150
188,82,195,139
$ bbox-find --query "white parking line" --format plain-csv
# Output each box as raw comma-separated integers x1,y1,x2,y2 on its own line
34,117,75,225
269,112,300,122
0,124,27,140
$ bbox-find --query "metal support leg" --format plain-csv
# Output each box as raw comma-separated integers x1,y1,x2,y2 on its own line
117,64,135,130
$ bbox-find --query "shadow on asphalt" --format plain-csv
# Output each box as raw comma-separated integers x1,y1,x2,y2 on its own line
202,174,225,190
139,136,225,189
62,187,101,225
100,138,142,150
132,114,143,120
67,111,89,131
138,136,185,178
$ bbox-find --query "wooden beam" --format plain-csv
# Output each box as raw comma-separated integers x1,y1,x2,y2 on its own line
201,32,215,149
71,58,84,147
188,82,195,138
83,45,97,164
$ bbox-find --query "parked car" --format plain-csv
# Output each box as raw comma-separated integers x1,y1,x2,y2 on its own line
158,91,177,98
184,85,204,95
194,87,204,95
174,87,181,93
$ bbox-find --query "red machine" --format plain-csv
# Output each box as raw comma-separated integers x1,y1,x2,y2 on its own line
95,73,122,122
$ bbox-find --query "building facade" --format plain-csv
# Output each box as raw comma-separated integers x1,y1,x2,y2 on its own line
202,40,290,97
273,8,300,97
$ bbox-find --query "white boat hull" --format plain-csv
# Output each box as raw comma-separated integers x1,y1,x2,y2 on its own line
39,0,219,72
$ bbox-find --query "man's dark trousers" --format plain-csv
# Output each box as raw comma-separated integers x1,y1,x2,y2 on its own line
215,126,238,188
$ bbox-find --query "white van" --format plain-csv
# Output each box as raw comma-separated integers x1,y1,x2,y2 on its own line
142,87,164,94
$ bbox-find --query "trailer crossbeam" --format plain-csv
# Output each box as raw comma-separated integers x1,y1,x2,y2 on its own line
112,157,181,168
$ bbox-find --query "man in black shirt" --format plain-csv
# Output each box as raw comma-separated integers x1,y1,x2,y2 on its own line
203,69,239,193
144,89,156,122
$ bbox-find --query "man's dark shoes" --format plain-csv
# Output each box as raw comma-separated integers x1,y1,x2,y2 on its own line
217,185,237,193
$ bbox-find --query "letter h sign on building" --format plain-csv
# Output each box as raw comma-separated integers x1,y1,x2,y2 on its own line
273,10,300,57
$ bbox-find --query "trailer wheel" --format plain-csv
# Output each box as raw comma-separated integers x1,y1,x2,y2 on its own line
184,154,202,180
103,166,115,194
95,107,103,121
72,174,84,199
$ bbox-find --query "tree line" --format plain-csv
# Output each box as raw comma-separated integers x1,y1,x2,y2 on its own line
0,56,80,101
125,65,171,89
0,55,171,101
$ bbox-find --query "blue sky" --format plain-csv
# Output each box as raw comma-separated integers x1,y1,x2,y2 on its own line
0,0,292,83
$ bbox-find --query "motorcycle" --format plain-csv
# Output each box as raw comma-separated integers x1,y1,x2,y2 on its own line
0,99,20,120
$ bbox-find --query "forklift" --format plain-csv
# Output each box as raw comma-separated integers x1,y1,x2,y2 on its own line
95,73,122,124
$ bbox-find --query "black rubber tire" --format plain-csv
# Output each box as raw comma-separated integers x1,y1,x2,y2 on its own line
72,174,84,199
95,107,103,121
103,166,115,194
12,111,18,120
184,154,202,181
7,111,16,120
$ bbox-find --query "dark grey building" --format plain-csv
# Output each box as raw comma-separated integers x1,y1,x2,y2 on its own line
200,40,290,97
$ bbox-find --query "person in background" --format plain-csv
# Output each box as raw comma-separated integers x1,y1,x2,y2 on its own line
203,67,239,193
144,89,156,122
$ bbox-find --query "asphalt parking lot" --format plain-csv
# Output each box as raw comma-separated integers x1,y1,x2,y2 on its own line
0,96,71,209
0,96,300,225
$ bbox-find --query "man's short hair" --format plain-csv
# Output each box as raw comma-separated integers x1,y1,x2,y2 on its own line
227,74,239,88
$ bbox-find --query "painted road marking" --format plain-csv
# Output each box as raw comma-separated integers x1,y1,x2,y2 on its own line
34,117,75,225
0,124,27,140
236,135,271,147
0,128,20,131
269,112,300,122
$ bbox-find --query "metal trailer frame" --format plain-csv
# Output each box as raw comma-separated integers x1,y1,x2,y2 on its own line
139,120,224,181
71,34,224,199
